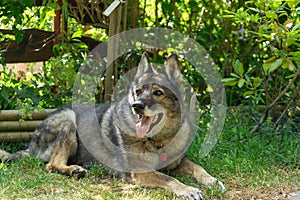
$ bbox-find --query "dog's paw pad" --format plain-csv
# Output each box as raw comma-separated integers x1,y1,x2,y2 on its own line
176,186,203,200
46,164,54,173
210,179,226,192
71,166,87,178
217,180,226,192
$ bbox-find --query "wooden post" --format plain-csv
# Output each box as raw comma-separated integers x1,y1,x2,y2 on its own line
0,132,33,142
0,109,55,121
53,0,67,44
54,0,62,44
0,109,55,142
0,121,43,131
104,4,123,102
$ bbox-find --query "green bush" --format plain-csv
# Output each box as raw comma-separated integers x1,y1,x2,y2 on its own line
0,0,299,128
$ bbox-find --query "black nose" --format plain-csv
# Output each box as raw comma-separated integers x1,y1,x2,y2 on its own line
132,100,146,112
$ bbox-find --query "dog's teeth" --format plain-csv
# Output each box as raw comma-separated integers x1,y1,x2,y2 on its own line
152,114,158,123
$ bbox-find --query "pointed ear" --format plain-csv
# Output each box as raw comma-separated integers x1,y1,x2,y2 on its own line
164,53,182,85
135,52,154,78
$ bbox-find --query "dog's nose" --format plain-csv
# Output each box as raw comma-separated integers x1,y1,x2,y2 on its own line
132,100,146,111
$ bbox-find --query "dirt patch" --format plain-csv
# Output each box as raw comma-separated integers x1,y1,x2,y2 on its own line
224,181,299,200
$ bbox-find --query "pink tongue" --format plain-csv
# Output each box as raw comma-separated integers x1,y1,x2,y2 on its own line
136,116,154,138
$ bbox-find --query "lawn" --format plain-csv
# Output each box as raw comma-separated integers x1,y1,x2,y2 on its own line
0,112,299,199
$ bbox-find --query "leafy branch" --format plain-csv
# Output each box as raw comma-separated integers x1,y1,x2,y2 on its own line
251,64,300,133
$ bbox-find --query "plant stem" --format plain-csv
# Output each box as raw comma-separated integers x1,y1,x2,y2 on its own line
251,64,300,133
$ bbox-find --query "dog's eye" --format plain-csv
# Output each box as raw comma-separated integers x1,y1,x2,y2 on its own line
135,89,142,96
153,90,164,96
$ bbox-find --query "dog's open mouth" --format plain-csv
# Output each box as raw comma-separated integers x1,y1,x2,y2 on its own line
136,114,160,138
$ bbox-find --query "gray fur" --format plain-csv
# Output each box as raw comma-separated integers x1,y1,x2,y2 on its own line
0,53,225,200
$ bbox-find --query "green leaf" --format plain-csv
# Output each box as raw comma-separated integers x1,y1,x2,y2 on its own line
288,61,296,71
292,23,300,31
285,74,295,79
243,90,256,97
233,59,244,76
238,78,245,88
263,58,284,74
282,59,296,71
72,31,84,38
289,51,300,58
15,33,24,43
161,2,173,13
284,37,296,47
222,78,238,86
287,1,298,9
52,45,60,56
253,77,262,88
188,0,197,8
230,73,241,79
265,11,277,19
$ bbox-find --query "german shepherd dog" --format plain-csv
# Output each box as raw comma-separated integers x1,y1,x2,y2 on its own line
0,53,225,199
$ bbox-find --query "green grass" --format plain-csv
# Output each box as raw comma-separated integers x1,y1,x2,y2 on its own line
0,157,175,199
197,134,300,199
0,113,299,199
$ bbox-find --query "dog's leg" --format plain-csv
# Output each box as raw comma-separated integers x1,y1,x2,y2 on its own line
171,157,225,191
131,171,203,200
45,140,87,178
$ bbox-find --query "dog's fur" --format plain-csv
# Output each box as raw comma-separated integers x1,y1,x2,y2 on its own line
0,53,224,199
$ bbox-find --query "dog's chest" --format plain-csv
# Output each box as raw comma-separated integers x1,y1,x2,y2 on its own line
124,136,173,153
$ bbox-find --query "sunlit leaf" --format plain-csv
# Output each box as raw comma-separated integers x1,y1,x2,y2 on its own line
222,78,238,86
233,59,244,76
238,78,245,88
263,58,284,74
285,74,295,79
253,77,263,88
265,11,277,19
230,73,241,78
243,90,256,97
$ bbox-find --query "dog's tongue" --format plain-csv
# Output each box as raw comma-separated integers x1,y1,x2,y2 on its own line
136,116,154,138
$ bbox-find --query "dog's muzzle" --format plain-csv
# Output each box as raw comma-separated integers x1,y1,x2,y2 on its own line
132,100,162,138
132,100,146,115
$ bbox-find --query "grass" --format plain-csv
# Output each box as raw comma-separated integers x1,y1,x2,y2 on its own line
0,111,299,199
0,157,174,199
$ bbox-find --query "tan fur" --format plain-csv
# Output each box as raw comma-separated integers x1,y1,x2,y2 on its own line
131,170,204,198
171,158,225,190
45,139,86,176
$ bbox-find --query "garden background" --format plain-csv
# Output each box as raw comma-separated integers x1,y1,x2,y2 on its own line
0,0,299,199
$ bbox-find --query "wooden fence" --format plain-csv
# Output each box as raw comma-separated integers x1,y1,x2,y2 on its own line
0,109,55,142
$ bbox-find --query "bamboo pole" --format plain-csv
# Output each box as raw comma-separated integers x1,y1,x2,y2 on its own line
0,109,54,142
0,109,55,121
0,131,33,142
0,121,43,131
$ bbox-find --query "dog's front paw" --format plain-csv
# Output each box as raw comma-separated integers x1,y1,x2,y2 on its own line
216,180,226,192
70,165,87,178
175,186,203,200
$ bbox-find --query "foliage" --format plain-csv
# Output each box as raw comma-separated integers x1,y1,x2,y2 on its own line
0,1,98,112
1,0,298,109
222,0,300,107
0,0,34,43
0,35,88,112
0,1,299,198
142,0,299,108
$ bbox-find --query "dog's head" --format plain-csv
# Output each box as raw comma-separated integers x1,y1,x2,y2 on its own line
129,52,183,138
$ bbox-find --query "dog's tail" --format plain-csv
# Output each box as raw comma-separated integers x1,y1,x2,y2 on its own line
0,149,30,161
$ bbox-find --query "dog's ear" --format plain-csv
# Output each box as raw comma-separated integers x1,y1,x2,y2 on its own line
164,53,182,86
135,52,155,78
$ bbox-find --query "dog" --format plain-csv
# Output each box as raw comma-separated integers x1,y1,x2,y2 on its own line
0,53,225,199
